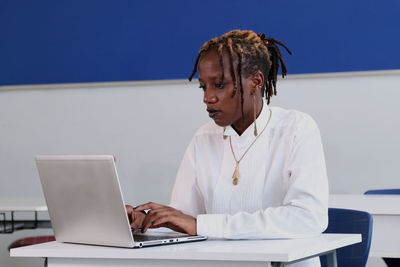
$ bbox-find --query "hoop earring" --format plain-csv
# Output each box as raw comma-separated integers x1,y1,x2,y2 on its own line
253,94,258,136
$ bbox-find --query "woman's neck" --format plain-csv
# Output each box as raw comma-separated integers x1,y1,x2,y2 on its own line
231,99,263,136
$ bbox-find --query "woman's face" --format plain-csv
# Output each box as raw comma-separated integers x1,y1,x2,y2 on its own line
198,49,259,134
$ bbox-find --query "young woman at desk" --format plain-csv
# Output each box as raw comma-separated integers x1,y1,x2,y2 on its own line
127,30,329,267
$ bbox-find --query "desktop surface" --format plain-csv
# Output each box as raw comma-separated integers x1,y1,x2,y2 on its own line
11,234,360,263
329,194,400,215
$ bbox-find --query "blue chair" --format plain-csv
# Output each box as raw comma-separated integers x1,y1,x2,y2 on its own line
320,208,373,267
364,189,400,267
365,189,400,195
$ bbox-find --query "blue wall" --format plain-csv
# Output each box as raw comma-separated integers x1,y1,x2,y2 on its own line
1,0,399,86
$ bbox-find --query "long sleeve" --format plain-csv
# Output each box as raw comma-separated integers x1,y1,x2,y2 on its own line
196,114,329,239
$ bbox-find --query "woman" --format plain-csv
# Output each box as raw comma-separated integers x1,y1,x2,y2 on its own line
127,30,328,266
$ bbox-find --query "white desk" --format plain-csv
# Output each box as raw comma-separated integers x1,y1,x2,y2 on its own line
0,197,48,233
0,198,47,212
329,194,400,258
10,234,360,267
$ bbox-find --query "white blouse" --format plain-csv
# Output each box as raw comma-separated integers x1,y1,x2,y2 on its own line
170,103,329,267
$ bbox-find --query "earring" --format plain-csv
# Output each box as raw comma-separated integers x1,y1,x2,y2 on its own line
223,127,227,140
253,94,258,136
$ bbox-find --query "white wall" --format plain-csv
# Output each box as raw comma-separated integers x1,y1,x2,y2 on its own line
0,81,207,205
1,70,399,267
274,71,400,193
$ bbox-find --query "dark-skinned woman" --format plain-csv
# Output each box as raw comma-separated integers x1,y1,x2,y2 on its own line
127,30,328,267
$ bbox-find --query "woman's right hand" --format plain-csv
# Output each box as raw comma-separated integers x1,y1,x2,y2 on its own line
125,205,146,231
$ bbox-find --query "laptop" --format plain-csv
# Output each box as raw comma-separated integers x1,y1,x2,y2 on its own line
35,155,207,248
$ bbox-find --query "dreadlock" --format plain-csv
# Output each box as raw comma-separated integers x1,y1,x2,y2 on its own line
189,30,292,122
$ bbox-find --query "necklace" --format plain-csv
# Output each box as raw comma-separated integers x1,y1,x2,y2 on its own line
229,108,272,185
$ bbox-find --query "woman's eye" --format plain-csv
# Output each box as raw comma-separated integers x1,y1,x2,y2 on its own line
199,85,206,91
215,83,225,89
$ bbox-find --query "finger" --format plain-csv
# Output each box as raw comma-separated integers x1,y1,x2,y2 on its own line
128,210,142,224
150,215,173,227
134,202,166,212
129,212,144,228
130,222,141,230
141,210,180,233
141,208,176,228
125,205,134,213
149,222,168,229
148,213,196,235
125,205,135,223
142,219,159,233
134,202,165,212
144,215,184,233
130,211,146,228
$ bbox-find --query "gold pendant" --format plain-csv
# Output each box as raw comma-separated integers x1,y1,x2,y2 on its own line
232,162,239,185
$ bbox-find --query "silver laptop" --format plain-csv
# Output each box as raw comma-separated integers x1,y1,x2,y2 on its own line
35,155,207,248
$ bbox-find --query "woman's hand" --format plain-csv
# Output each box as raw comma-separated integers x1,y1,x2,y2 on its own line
125,205,146,231
135,202,197,236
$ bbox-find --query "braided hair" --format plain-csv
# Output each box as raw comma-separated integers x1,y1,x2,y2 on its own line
189,30,292,121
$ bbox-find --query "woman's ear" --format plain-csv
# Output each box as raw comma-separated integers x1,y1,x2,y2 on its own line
250,71,264,94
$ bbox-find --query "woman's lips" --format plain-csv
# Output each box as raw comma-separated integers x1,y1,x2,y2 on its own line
207,108,221,119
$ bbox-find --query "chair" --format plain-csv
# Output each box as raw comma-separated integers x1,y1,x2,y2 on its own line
364,189,400,267
8,235,55,251
320,208,373,267
365,189,400,195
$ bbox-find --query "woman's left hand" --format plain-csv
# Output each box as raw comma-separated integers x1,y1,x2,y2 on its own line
134,202,197,236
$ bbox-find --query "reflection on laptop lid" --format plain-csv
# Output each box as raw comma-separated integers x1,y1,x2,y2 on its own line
35,155,206,248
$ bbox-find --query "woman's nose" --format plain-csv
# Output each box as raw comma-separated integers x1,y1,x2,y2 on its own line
203,89,217,104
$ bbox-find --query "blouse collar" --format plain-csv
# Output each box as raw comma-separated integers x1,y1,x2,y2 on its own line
223,100,271,141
